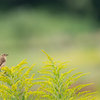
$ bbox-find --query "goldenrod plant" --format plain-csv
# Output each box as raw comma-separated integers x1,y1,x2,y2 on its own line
0,59,40,100
0,50,98,100
36,50,97,100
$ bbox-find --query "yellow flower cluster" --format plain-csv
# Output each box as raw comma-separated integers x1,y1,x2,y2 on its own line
0,59,37,100
37,50,98,100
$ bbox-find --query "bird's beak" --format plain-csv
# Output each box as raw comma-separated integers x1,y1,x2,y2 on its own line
6,54,9,56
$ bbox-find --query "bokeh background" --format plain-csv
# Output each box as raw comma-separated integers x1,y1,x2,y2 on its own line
0,0,100,99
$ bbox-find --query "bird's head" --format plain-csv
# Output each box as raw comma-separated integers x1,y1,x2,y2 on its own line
1,54,9,57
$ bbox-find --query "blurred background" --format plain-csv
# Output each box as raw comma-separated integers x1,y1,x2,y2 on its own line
0,0,100,99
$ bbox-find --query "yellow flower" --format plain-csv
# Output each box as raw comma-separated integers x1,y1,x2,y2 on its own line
23,63,36,79
31,74,35,79
12,84,17,91
14,59,28,71
70,97,73,100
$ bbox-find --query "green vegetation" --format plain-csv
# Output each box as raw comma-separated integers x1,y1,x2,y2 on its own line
0,50,97,100
0,9,97,38
0,8,99,99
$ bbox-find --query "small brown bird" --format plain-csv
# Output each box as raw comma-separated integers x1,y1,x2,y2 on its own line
0,53,9,69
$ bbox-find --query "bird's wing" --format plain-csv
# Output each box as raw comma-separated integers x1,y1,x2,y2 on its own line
0,57,5,66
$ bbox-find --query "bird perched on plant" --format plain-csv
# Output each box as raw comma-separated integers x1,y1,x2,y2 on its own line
0,53,9,69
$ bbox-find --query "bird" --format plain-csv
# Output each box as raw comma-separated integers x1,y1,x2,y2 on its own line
0,53,9,69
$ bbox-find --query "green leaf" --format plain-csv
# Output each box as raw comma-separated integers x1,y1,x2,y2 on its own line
22,95,25,100
19,91,23,96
